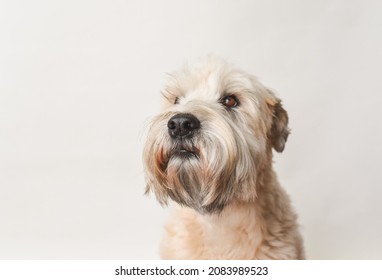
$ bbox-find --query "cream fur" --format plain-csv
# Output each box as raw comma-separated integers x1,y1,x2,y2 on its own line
143,56,304,259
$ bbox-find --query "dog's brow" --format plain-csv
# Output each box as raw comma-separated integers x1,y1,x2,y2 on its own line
161,88,179,102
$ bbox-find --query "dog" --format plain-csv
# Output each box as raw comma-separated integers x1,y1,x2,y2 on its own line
143,56,304,259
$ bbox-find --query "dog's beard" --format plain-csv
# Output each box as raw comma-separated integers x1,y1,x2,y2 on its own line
144,111,262,214
162,136,237,214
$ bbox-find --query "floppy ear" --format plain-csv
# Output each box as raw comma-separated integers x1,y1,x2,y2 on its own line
267,97,290,153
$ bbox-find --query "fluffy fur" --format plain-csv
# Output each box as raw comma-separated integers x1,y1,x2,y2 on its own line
143,56,304,259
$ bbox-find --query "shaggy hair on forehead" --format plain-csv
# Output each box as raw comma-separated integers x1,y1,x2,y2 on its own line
143,56,303,259
163,58,269,105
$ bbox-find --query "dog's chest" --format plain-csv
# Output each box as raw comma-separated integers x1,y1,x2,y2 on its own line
196,206,264,259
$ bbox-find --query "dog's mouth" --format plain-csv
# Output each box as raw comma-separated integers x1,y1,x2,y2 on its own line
169,142,199,160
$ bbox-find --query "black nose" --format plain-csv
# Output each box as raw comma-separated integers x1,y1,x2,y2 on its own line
167,113,200,138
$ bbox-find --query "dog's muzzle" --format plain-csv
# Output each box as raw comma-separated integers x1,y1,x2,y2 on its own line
167,113,200,158
167,113,200,139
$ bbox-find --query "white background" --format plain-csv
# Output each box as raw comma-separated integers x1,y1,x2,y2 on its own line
0,0,381,259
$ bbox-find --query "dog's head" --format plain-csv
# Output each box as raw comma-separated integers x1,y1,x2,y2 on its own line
143,56,289,214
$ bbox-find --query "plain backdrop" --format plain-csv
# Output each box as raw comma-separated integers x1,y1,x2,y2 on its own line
1,0,381,259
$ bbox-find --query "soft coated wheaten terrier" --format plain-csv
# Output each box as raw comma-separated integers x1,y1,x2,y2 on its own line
143,56,304,259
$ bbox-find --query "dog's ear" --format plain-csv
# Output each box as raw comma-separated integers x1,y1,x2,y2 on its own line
266,93,290,153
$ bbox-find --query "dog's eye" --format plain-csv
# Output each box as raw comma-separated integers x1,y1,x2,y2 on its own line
174,97,179,104
221,95,239,108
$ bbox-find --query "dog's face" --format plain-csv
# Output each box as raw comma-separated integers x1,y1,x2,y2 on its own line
143,57,289,214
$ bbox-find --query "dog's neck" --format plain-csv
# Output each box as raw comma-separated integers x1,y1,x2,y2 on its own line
189,167,287,258
197,166,278,231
